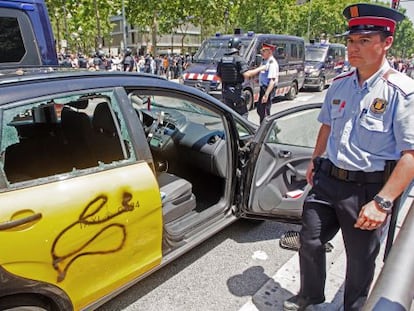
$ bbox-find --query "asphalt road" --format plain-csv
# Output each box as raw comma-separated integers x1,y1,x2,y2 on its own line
97,89,328,311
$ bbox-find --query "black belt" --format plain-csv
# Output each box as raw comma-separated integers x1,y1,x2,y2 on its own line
319,159,384,183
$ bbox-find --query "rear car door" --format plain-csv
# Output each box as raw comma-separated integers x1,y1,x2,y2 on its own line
239,103,322,222
0,89,162,310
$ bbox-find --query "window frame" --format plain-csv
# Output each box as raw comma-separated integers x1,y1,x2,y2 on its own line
0,88,136,190
0,7,41,65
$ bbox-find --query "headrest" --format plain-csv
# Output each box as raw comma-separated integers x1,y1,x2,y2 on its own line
67,99,88,110
92,102,116,135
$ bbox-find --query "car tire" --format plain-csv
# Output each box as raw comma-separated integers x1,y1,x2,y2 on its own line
0,295,57,311
285,82,298,100
243,89,254,110
317,77,325,92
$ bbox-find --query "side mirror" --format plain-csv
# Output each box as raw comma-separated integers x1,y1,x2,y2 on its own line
327,55,333,63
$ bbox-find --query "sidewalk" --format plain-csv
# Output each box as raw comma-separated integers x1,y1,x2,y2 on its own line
238,188,413,311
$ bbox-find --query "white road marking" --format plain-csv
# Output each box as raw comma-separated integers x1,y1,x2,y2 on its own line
252,250,269,261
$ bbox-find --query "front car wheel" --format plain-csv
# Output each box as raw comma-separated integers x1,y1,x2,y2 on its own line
285,82,298,100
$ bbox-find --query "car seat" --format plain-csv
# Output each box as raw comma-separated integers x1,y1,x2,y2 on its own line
91,102,125,164
157,172,196,223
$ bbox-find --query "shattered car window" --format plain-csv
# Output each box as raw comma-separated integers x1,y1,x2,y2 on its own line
0,91,134,186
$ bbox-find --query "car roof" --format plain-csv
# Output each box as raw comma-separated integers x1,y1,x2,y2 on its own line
0,67,225,108
0,67,165,84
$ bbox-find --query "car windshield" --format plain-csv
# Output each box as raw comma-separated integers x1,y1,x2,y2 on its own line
193,37,252,63
131,94,216,117
305,47,327,62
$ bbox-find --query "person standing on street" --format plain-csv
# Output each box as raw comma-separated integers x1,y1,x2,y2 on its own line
216,38,265,118
122,48,135,72
257,43,278,123
284,3,414,311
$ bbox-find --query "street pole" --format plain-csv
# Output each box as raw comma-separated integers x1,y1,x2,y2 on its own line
307,0,312,41
122,0,127,52
93,0,102,49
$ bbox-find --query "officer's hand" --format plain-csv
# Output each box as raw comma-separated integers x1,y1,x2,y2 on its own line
261,94,268,103
306,161,314,186
354,201,387,230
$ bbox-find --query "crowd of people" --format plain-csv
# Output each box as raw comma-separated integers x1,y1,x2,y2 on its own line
57,51,193,79
388,54,414,77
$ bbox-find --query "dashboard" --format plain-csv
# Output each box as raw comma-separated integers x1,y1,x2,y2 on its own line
137,107,227,178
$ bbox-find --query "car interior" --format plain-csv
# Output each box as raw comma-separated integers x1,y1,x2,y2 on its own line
127,91,231,245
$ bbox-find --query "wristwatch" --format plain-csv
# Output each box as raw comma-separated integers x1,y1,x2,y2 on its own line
373,195,393,214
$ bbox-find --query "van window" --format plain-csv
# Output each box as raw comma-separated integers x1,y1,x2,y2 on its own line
299,44,304,60
291,44,298,59
275,43,287,60
290,43,304,61
0,16,25,63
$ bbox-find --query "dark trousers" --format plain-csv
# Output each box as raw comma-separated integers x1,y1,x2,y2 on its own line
257,85,275,123
299,163,385,311
222,84,248,117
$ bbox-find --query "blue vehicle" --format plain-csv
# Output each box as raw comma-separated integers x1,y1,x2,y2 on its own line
180,31,305,110
303,42,346,92
0,0,58,67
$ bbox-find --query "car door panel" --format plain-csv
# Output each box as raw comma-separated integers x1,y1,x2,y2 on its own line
0,162,162,310
241,104,322,221
248,143,312,218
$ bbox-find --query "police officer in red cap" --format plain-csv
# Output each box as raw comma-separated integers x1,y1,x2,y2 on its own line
284,3,414,311
257,43,279,123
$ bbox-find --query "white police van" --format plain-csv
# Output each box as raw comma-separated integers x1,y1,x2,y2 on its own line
180,30,305,110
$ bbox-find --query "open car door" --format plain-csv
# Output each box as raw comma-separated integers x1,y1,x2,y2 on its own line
239,103,322,223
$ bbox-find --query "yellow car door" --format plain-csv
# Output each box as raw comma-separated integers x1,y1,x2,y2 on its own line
0,92,163,310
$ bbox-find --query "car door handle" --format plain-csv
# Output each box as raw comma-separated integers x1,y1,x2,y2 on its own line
0,213,42,230
278,150,292,158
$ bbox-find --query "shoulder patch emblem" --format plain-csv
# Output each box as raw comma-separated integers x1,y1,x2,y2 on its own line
370,98,387,114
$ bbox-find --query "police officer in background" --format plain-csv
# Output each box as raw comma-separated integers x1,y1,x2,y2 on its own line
122,48,135,72
284,3,414,311
257,43,279,123
93,50,106,71
216,38,264,117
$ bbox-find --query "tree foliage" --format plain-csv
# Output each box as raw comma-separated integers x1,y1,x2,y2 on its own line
46,0,121,54
46,0,414,58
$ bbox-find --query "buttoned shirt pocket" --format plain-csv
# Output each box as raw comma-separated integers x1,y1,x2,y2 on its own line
330,108,345,139
331,108,345,120
358,113,390,153
359,114,385,132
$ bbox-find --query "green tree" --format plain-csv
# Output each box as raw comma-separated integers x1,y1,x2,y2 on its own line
46,0,120,54
45,0,414,58
126,0,231,53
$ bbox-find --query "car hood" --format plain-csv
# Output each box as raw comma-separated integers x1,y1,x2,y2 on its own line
305,61,323,70
183,63,218,75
